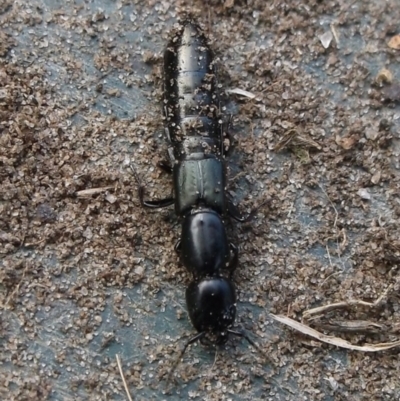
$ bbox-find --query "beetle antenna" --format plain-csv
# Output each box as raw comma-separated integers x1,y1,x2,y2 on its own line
227,329,272,363
166,332,205,386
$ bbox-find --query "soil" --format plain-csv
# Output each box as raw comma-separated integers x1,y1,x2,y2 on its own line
1,1,400,400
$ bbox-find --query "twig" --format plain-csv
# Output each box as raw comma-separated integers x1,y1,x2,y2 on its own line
325,244,333,268
287,198,295,217
76,186,114,198
330,23,340,47
229,171,246,183
374,283,393,305
4,263,30,307
317,183,338,228
116,355,133,401
317,320,387,334
210,348,218,371
337,228,347,257
271,314,400,352
226,88,257,99
319,271,340,288
303,283,394,320
274,128,322,152
304,300,380,320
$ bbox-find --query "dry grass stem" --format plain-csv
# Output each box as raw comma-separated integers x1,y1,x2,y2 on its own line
116,355,133,401
76,186,114,197
274,129,322,152
303,283,394,320
271,314,400,352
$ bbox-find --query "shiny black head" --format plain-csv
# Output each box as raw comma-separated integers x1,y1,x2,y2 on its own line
186,277,236,344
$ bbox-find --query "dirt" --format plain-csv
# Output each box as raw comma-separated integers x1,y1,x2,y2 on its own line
1,0,400,400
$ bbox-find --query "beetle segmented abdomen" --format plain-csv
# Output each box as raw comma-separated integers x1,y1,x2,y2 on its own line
164,22,221,157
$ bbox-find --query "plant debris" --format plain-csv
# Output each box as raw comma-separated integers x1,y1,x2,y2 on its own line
375,68,393,85
388,34,400,50
274,128,322,152
319,31,333,49
1,0,400,400
226,87,257,99
271,314,400,352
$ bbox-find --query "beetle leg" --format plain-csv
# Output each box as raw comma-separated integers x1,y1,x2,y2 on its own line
228,329,260,350
174,239,181,254
228,242,238,278
158,160,173,174
227,199,269,222
131,164,175,209
166,331,205,386
221,113,234,156
139,193,175,208
228,329,273,363
227,200,249,222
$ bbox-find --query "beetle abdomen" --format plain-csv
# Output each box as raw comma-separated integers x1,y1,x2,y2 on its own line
164,22,221,157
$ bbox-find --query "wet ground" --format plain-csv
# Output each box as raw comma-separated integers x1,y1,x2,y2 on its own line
1,1,400,400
